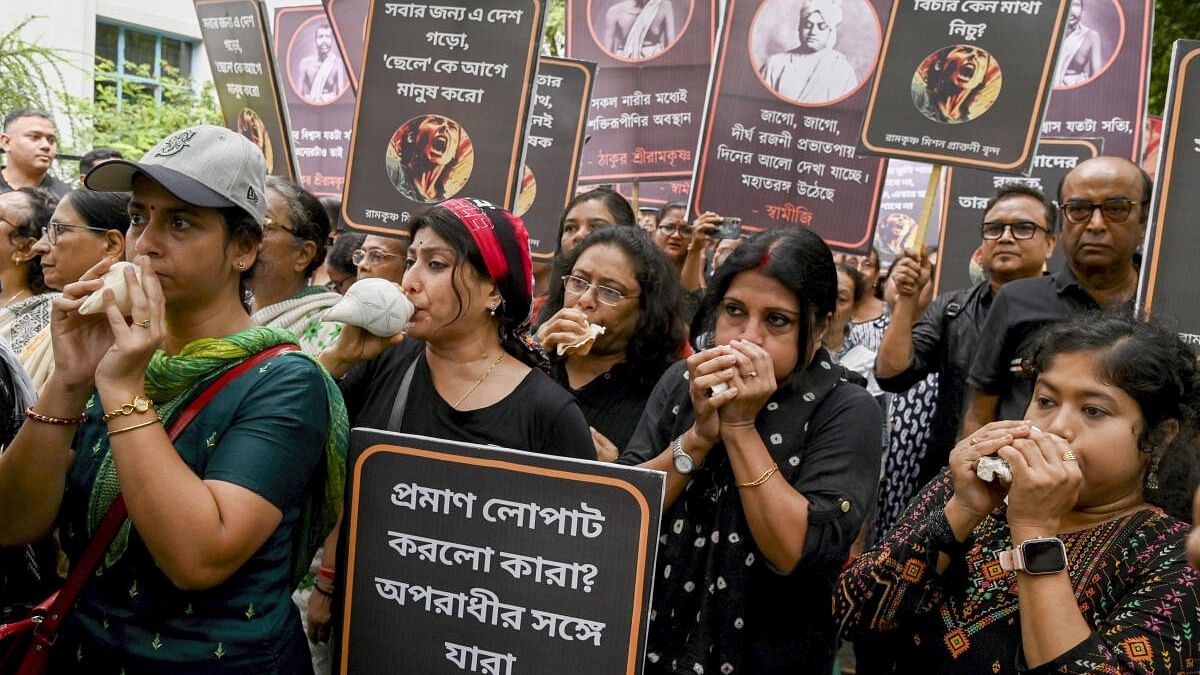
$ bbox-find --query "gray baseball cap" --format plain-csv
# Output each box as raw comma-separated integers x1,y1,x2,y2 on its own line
84,124,268,223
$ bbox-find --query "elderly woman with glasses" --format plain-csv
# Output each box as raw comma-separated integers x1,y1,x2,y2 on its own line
0,187,57,352
248,177,342,355
22,189,131,391
536,227,685,460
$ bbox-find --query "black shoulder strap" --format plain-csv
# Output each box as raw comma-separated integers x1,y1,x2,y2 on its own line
386,353,422,431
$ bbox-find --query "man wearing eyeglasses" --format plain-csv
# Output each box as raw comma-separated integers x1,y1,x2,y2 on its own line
874,184,1056,498
960,156,1149,436
352,234,407,285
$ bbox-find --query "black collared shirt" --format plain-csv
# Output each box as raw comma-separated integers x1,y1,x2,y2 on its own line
0,168,70,199
550,359,665,453
968,265,1132,421
877,280,993,483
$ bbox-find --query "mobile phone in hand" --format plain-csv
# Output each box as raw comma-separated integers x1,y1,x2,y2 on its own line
713,217,742,239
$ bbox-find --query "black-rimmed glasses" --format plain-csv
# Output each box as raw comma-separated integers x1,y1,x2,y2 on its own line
47,221,109,245
980,221,1047,241
1060,198,1140,224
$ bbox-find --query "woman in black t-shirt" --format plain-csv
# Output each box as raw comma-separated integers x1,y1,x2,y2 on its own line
536,227,685,459
309,199,595,642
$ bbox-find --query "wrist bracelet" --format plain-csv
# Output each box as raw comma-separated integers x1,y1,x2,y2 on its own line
26,407,87,426
107,417,162,437
313,583,334,597
101,394,154,422
737,465,779,488
318,566,336,580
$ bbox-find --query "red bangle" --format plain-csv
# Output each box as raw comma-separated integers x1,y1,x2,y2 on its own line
318,566,336,580
26,407,87,426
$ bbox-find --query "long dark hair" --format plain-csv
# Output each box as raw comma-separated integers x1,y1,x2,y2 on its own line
538,227,684,384
553,187,636,254
62,189,130,234
11,187,55,295
410,205,547,370
692,229,836,382
1029,315,1200,519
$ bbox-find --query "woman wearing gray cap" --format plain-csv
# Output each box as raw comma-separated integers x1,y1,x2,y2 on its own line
0,125,345,674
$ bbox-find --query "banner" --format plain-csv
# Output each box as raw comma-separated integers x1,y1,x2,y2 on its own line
1040,0,1152,162
517,57,596,260
341,1,546,237
273,6,354,198
875,160,944,270
340,431,664,675
615,180,692,209
1137,40,1200,344
324,0,368,92
934,137,1100,295
858,0,1070,173
566,0,718,183
196,0,298,181
690,0,889,254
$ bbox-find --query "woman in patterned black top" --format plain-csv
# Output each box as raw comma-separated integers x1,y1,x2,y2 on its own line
837,315,1200,674
619,229,882,674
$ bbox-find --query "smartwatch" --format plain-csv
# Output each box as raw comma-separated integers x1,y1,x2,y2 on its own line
671,435,695,475
997,537,1068,575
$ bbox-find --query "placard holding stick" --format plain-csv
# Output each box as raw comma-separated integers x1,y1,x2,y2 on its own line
339,430,665,675
195,0,299,181
340,0,546,238
858,0,1071,174
1136,40,1200,344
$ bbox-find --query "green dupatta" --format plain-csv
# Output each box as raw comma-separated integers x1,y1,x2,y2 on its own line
86,326,348,587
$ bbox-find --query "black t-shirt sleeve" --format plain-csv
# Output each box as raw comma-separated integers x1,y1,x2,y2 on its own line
968,287,1014,394
877,295,950,393
618,361,689,465
536,395,597,460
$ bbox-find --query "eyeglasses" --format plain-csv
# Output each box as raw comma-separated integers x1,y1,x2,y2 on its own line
562,274,638,306
656,223,693,237
352,248,403,266
1060,198,1140,224
980,221,1047,241
262,217,296,235
47,221,110,245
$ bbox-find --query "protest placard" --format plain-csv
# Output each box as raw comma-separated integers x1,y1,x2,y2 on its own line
273,6,354,198
615,181,691,210
934,138,1100,295
341,1,546,237
323,0,368,92
1137,40,1200,345
875,160,945,270
566,0,717,183
340,430,664,675
859,0,1070,173
690,0,889,254
1040,0,1152,162
195,0,298,181
518,57,596,260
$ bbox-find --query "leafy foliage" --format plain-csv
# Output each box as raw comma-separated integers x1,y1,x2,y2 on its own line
1150,0,1200,117
542,0,566,56
0,16,79,139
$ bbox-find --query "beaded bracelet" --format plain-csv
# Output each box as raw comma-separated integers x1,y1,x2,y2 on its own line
313,583,335,597
26,407,87,426
318,566,336,581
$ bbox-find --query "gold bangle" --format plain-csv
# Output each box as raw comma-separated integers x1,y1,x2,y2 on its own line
737,465,779,488
107,417,162,437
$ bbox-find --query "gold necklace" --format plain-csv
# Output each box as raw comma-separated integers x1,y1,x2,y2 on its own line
454,353,506,408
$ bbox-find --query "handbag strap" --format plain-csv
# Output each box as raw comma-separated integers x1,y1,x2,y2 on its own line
385,352,422,431
36,343,300,635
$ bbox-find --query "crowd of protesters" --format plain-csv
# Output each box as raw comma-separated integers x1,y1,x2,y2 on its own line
0,102,1199,675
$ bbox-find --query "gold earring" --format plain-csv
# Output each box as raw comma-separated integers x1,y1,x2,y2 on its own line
237,261,246,270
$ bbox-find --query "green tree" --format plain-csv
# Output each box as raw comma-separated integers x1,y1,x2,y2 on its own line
0,16,78,137
543,0,566,56
68,59,222,158
1150,0,1200,117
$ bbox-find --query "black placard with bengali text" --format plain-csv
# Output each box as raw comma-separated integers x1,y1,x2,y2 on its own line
341,1,545,237
339,431,664,675
1136,40,1200,344
195,0,298,181
519,57,597,260
1039,0,1152,162
566,0,717,183
874,160,944,270
935,138,1100,295
324,0,368,92
272,6,354,198
690,0,889,254
859,0,1070,173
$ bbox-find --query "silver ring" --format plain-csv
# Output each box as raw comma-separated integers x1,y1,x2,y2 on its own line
137,318,152,329
748,371,758,378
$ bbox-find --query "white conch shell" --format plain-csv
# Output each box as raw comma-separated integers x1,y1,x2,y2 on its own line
709,382,730,397
78,261,142,316
557,323,605,356
975,456,1012,487
324,277,414,337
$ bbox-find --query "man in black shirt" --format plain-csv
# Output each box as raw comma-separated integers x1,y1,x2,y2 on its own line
0,109,69,198
961,156,1147,435
875,183,1057,487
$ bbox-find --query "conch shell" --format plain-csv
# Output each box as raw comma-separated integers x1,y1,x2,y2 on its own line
557,323,605,356
974,456,1012,487
78,261,142,316
323,277,414,337
709,382,730,397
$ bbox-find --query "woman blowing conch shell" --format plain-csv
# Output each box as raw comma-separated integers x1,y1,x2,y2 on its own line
323,277,414,337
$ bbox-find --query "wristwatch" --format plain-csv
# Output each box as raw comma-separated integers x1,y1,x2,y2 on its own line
997,537,1068,575
671,435,696,475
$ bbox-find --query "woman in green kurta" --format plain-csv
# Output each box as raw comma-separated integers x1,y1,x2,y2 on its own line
0,125,345,674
